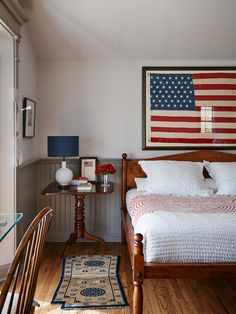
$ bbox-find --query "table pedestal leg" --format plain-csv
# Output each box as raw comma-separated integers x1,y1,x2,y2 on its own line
61,194,108,257
84,229,108,248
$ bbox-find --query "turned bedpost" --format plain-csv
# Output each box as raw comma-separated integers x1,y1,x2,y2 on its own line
121,153,128,244
133,233,144,314
121,153,128,209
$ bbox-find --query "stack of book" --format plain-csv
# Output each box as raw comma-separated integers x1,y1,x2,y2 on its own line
78,177,88,184
77,182,92,191
70,177,92,191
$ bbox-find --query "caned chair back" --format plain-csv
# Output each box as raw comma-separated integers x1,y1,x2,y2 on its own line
0,207,53,314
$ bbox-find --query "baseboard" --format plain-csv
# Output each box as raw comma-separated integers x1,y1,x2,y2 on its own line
0,263,10,282
46,231,121,243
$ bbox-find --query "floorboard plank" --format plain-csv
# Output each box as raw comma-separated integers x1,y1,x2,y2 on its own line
31,242,236,313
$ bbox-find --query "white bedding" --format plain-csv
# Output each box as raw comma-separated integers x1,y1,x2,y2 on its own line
126,189,236,263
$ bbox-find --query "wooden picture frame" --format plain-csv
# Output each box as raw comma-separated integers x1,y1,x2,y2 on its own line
23,98,36,138
80,157,98,182
142,66,236,150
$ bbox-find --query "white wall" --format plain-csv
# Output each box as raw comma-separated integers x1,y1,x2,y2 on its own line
0,24,15,267
38,60,236,159
38,60,142,159
19,25,38,163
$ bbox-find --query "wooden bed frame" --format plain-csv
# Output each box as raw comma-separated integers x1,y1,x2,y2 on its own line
121,150,236,314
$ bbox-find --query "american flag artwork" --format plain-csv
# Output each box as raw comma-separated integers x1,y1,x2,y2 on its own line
144,68,236,148
84,161,93,167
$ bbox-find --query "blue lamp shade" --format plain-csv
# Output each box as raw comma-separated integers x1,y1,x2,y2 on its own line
48,136,79,157
48,136,79,185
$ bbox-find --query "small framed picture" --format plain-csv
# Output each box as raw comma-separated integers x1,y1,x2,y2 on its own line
80,157,98,182
23,97,36,138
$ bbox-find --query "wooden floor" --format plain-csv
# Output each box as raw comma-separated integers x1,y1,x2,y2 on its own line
33,242,236,314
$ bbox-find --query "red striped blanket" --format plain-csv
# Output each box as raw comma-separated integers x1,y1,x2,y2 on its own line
127,193,236,227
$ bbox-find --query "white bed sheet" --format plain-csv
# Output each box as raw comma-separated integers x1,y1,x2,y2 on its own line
126,189,236,263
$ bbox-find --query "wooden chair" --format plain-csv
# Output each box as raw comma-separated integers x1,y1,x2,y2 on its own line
0,207,53,314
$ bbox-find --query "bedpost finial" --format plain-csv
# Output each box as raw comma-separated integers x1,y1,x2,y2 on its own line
122,153,128,160
134,233,143,243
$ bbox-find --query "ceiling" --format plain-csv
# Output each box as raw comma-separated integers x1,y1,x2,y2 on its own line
20,0,236,61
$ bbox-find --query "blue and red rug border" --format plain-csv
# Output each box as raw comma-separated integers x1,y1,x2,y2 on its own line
51,255,129,310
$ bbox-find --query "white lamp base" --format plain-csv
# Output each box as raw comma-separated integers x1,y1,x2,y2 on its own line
55,160,73,186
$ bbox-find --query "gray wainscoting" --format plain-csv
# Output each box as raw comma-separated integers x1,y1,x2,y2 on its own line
17,161,38,244
37,158,122,242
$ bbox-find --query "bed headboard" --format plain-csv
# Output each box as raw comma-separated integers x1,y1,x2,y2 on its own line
121,150,236,208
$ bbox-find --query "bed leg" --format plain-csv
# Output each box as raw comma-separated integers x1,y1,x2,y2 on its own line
133,233,144,314
133,281,143,314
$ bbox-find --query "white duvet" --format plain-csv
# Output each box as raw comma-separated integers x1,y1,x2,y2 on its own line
126,189,236,263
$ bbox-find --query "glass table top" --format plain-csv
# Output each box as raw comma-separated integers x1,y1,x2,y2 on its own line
0,213,23,242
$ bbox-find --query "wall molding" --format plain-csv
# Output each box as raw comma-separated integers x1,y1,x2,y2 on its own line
46,231,121,243
0,0,28,37
2,0,28,25
17,158,39,169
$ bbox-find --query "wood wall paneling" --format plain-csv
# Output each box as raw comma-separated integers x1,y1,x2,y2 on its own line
37,158,121,242
16,162,38,244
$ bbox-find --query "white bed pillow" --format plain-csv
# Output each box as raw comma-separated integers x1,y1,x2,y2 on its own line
139,160,210,196
134,177,216,193
134,178,148,191
203,178,217,193
134,176,216,193
204,162,236,195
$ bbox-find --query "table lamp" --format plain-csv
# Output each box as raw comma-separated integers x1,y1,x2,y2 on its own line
48,136,79,186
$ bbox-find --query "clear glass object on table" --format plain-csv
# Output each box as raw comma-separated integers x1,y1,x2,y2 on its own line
0,213,23,242
101,174,110,187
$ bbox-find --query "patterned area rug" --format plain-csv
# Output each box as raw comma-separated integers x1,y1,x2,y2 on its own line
51,255,128,310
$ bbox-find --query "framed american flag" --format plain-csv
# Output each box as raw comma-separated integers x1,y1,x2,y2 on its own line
80,157,98,182
142,66,236,150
